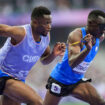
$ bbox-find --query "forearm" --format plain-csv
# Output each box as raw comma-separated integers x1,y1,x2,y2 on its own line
40,52,57,65
69,48,90,68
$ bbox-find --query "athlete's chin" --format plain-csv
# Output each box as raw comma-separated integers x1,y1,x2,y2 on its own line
41,32,48,36
41,34,47,37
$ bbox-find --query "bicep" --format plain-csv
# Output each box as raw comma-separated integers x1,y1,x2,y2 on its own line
68,45,80,58
0,24,25,38
68,42,81,66
67,31,81,58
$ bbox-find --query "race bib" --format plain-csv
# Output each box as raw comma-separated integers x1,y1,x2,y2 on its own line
51,83,61,94
72,61,92,74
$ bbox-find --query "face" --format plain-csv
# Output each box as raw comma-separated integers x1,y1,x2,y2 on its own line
87,16,105,38
32,15,52,36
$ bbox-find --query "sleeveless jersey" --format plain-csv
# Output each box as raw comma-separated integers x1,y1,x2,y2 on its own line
0,24,50,81
50,27,99,85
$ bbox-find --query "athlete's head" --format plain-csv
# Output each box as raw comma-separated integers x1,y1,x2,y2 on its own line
31,6,52,36
87,10,105,38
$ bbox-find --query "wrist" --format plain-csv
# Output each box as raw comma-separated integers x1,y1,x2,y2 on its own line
51,51,57,58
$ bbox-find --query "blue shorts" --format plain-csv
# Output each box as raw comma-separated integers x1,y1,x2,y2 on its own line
0,70,25,82
0,70,10,77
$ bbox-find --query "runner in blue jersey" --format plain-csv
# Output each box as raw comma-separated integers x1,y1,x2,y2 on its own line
43,10,105,105
0,6,65,105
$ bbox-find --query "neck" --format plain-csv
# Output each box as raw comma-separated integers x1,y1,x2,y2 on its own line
92,37,96,45
85,26,89,34
85,26,96,45
31,26,41,42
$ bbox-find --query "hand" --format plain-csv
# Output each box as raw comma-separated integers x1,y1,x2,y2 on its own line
52,42,66,57
83,34,93,50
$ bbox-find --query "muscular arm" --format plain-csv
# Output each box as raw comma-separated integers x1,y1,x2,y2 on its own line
40,42,65,65
0,24,25,43
68,28,91,68
40,46,56,65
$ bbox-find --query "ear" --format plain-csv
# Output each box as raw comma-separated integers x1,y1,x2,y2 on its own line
32,19,38,24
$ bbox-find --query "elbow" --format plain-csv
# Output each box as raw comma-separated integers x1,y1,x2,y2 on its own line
41,62,47,65
40,59,45,65
40,59,48,65
68,59,74,68
68,59,77,69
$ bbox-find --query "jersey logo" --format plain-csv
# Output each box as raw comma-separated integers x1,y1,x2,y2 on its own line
72,61,91,74
95,46,98,52
23,55,39,63
51,83,61,94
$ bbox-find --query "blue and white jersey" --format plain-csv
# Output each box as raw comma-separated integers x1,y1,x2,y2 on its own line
0,24,50,81
51,27,99,85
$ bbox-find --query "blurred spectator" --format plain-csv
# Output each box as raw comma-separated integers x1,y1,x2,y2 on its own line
94,0,105,9
55,0,71,11
31,0,56,11
82,0,95,8
0,1,13,15
0,0,105,15
72,0,84,9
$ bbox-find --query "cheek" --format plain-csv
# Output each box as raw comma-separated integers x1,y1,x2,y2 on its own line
32,24,36,29
37,26,45,31
90,27,99,32
88,26,92,31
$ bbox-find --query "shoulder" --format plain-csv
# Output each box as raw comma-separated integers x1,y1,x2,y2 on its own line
68,28,82,43
69,28,82,37
8,25,26,36
10,25,26,44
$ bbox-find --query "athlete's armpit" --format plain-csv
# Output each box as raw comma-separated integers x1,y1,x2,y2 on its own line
40,46,50,61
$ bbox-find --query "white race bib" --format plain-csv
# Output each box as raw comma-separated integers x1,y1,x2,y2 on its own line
51,83,61,94
72,61,92,74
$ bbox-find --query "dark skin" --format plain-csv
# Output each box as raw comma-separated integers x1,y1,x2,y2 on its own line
43,16,105,105
0,14,65,105
68,15,105,68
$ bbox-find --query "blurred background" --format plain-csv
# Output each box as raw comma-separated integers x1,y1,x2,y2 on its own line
0,0,105,105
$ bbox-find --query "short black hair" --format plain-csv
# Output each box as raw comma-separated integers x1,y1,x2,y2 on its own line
88,10,105,19
31,6,51,20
